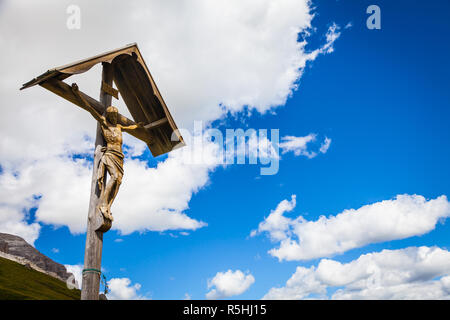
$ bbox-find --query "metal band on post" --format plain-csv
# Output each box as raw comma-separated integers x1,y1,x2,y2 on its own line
82,268,102,275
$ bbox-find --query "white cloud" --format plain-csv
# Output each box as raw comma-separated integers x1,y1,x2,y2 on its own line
0,170,42,246
110,141,221,234
279,134,317,158
0,206,40,246
0,144,216,235
0,156,92,234
253,194,450,261
264,265,326,300
321,23,341,54
243,131,280,163
183,293,192,300
0,0,339,163
206,269,255,299
263,246,450,300
250,195,296,241
0,0,341,238
65,264,83,290
107,277,146,300
279,134,331,158
319,137,332,154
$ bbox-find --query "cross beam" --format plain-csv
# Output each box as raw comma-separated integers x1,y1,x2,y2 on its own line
144,117,168,130
39,78,153,145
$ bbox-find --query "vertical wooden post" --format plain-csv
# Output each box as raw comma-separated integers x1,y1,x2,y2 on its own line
81,62,113,300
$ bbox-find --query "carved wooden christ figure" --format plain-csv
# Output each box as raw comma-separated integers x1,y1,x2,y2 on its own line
71,83,143,221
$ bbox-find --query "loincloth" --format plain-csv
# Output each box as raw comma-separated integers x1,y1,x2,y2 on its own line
97,147,124,181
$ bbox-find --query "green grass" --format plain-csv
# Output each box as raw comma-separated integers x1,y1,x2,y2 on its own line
0,256,80,300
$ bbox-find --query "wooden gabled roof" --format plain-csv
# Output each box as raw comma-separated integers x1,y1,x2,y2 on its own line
21,43,184,157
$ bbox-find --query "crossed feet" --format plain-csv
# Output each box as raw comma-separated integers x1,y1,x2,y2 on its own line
98,205,114,221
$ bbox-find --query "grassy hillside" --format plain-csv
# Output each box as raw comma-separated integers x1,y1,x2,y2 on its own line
0,256,80,300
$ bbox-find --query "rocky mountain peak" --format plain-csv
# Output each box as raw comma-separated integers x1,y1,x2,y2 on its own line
0,233,73,282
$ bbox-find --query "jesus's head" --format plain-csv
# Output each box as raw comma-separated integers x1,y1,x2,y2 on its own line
106,106,118,125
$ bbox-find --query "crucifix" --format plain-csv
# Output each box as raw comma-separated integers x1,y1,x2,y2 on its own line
20,43,184,300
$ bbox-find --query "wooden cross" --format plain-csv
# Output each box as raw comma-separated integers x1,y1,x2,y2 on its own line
20,43,184,300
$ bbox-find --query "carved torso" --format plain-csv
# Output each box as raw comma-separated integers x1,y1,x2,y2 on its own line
101,124,123,152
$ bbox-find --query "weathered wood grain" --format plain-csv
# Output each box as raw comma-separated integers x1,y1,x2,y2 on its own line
39,78,154,146
80,62,113,300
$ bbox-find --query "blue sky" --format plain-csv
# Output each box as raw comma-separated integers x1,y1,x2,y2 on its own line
1,0,450,299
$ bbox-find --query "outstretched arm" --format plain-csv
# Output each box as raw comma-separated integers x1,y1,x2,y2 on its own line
121,122,145,132
71,83,107,126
